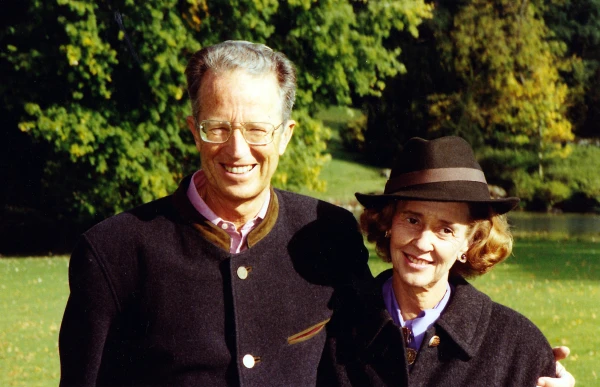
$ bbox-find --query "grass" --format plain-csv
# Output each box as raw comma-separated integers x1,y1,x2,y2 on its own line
298,106,388,205
0,257,69,386
299,156,387,205
1,240,598,385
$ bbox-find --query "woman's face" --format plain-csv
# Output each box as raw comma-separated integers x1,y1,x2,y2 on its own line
390,200,472,293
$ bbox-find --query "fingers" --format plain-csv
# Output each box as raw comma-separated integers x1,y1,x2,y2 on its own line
552,346,570,362
536,361,576,387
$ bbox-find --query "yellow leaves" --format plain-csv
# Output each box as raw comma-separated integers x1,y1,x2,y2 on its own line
63,44,80,66
430,0,574,155
174,88,184,101
182,0,209,31
287,0,314,11
18,121,35,133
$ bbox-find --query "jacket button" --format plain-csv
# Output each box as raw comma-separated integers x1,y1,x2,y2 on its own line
243,354,260,368
237,266,250,279
428,335,441,347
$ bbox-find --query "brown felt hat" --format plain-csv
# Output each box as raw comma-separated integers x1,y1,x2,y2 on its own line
355,136,519,214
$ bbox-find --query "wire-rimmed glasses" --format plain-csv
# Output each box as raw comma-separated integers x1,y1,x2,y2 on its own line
196,120,284,145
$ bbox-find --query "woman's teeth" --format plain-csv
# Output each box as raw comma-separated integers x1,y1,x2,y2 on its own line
407,255,430,265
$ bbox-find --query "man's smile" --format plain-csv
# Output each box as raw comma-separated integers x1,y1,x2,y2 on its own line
222,164,256,174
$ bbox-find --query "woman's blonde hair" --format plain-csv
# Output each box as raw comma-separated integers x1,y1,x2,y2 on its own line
359,200,514,278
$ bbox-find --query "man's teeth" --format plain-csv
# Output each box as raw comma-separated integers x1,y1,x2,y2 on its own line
407,255,430,265
224,165,254,174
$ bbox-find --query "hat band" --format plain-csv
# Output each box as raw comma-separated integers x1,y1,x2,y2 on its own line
385,167,487,193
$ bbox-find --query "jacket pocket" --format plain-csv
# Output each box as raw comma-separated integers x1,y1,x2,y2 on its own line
287,318,331,345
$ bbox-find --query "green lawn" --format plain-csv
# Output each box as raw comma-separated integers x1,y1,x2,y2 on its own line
299,156,387,204
0,257,69,386
298,106,388,205
1,239,598,385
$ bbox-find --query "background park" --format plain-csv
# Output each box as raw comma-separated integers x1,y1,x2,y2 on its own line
1,0,599,385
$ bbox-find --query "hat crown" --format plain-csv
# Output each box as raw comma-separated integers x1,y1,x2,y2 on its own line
390,136,482,178
354,136,519,215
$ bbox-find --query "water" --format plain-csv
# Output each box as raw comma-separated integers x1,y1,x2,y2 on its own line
508,212,600,237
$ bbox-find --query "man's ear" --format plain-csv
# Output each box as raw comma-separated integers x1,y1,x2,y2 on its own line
186,116,202,152
278,119,295,155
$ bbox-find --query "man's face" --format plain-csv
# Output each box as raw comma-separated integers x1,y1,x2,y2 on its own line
186,69,295,206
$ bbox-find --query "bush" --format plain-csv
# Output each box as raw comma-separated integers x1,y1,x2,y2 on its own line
479,144,600,212
340,113,367,152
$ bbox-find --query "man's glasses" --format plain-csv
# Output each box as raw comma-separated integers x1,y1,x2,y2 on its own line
196,120,284,145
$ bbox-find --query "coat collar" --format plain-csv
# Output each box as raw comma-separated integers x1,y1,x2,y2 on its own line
435,275,492,358
172,174,279,252
362,269,492,359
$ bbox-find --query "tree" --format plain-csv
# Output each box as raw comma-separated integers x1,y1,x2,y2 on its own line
1,0,432,225
544,0,600,138
429,0,575,173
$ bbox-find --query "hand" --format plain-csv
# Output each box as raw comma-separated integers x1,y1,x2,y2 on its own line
536,346,575,387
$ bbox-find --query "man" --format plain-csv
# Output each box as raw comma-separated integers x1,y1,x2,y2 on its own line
59,41,574,386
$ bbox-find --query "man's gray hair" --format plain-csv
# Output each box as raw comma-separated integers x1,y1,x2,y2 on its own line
185,40,297,121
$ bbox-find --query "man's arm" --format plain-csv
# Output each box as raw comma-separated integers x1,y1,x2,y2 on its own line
59,238,118,386
537,346,575,387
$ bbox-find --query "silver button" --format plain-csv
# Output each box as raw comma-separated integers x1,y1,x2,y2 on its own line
237,266,249,280
243,354,257,368
221,223,229,230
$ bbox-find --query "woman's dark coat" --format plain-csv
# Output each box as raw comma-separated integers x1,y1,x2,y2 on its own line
319,270,556,386
58,175,371,386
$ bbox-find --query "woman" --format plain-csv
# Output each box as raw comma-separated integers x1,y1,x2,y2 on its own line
322,136,558,386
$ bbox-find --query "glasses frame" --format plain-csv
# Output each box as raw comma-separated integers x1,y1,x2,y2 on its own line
195,119,285,145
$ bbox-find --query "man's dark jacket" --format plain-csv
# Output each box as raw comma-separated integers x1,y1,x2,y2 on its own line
59,176,370,386
318,270,555,386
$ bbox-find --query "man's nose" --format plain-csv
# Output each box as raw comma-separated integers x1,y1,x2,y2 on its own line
224,128,251,157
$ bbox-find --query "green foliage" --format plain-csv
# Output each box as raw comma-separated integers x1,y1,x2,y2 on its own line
546,144,600,202
479,143,600,211
429,0,575,154
3,0,200,220
357,0,600,209
544,0,600,138
2,0,432,221
340,113,368,153
274,109,331,192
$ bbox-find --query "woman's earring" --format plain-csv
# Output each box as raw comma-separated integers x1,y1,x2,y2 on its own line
460,254,467,263
385,230,391,238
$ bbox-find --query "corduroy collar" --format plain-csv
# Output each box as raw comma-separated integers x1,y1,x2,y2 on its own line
172,174,279,252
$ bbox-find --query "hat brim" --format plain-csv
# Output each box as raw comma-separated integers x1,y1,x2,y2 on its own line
355,187,519,215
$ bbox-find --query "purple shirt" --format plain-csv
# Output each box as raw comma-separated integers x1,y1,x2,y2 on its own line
187,170,270,254
382,277,452,351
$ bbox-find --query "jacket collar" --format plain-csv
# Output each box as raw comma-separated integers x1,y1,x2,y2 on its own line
435,275,492,358
172,174,279,252
366,270,492,359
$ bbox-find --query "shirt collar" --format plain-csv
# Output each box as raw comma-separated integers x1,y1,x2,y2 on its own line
187,170,270,227
382,277,452,351
186,170,270,253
